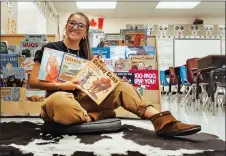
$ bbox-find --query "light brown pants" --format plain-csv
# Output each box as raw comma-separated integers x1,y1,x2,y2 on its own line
40,82,151,125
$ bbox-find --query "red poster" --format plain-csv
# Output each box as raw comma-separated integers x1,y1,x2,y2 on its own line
129,70,159,90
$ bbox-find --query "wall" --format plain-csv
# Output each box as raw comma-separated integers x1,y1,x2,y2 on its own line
17,2,46,34
59,12,224,38
1,2,53,35
1,2,9,34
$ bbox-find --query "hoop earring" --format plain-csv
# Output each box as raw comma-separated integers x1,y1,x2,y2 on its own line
83,36,86,39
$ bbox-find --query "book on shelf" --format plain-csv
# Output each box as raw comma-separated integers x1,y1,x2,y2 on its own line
73,56,121,105
105,34,125,46
19,41,43,57
130,55,156,70
91,47,110,58
1,87,21,101
2,67,25,87
0,54,18,68
114,72,134,84
120,29,147,46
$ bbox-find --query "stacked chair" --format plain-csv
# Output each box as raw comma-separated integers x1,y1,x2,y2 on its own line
160,70,170,96
168,67,180,102
209,65,226,115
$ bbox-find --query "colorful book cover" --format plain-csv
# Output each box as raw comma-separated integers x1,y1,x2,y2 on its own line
0,54,18,68
19,41,42,57
8,45,17,54
125,46,155,59
105,34,125,46
109,46,126,60
0,41,8,54
91,47,110,58
2,67,25,87
0,73,4,87
20,57,35,80
129,70,159,90
1,87,20,101
101,58,115,72
38,47,64,82
58,53,88,81
114,58,132,72
120,29,147,46
74,56,121,105
130,55,156,70
89,29,105,48
115,72,134,84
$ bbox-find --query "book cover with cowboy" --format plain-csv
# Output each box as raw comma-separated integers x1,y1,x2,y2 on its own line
74,56,121,105
58,53,88,82
38,47,64,83
120,29,147,46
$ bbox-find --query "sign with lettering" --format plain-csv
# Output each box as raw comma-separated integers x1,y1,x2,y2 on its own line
129,70,159,90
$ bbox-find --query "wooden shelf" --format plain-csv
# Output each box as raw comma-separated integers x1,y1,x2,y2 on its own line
1,34,56,45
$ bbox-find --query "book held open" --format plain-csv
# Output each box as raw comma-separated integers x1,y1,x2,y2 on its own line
74,56,121,105
38,48,121,105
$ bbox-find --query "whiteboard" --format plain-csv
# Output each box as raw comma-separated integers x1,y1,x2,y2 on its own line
174,39,222,67
157,38,173,71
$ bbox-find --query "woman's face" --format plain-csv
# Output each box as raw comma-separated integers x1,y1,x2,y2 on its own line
65,14,87,41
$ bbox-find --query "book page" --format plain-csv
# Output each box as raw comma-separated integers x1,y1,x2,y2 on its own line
74,57,121,105
58,53,88,81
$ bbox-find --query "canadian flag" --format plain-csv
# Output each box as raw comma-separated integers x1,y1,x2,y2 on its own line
87,14,104,30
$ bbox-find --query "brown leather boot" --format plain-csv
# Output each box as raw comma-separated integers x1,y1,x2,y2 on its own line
150,111,201,137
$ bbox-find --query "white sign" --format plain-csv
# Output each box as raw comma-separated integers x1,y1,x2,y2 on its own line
157,38,173,70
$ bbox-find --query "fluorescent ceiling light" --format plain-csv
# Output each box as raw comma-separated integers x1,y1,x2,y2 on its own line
156,2,200,9
76,2,117,9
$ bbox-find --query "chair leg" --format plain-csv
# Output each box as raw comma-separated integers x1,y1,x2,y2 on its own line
181,86,192,106
221,88,226,108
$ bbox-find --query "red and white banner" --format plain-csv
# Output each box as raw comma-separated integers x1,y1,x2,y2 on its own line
129,70,159,90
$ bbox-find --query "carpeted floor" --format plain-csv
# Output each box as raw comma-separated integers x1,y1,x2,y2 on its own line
0,120,225,156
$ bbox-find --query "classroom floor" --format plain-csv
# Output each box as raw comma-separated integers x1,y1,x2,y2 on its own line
161,96,225,141
1,98,225,141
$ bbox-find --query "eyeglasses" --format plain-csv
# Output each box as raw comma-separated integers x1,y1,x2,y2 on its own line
67,20,87,31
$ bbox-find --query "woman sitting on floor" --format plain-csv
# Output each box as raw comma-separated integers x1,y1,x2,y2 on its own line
29,12,201,137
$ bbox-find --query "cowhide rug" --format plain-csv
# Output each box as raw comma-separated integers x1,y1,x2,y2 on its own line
0,120,225,156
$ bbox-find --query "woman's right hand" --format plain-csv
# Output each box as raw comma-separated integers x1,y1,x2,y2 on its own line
59,81,80,91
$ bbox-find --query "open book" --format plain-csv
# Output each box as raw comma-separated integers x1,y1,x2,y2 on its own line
38,47,87,82
38,48,121,105
74,56,121,105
